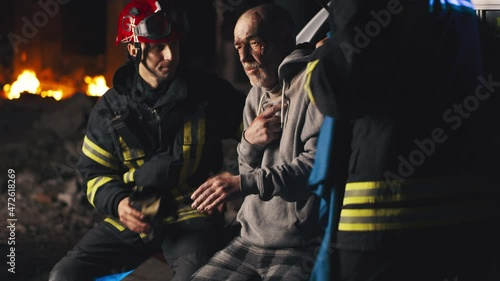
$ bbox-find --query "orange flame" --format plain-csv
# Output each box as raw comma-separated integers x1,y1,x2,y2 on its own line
85,75,109,97
2,70,109,101
3,70,41,100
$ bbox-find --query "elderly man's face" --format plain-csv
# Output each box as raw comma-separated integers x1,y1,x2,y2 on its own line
234,14,285,91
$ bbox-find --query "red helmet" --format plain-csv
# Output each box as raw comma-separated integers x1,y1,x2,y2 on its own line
115,0,188,45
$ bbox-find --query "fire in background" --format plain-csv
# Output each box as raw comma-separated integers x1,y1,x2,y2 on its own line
3,69,109,101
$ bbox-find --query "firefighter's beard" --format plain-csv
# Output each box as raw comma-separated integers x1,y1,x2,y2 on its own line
141,59,178,85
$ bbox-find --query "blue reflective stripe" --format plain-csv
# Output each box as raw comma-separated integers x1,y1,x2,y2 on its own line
95,270,133,281
429,0,475,12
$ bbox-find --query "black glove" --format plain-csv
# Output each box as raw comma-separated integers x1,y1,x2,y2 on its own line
134,152,181,188
129,185,178,242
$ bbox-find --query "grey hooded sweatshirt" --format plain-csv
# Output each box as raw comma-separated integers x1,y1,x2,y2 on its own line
237,46,325,248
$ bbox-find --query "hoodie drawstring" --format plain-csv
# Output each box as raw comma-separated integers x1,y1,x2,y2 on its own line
256,81,288,129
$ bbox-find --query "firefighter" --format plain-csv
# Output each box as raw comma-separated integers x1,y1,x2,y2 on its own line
49,0,245,280
305,0,500,280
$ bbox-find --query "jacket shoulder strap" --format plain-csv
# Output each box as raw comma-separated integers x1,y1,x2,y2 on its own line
101,91,145,160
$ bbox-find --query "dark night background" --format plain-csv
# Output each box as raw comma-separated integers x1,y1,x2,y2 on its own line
0,0,498,280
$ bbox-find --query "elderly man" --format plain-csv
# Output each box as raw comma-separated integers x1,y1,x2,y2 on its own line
190,3,324,280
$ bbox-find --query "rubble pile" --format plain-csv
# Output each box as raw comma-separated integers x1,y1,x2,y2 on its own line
0,93,103,281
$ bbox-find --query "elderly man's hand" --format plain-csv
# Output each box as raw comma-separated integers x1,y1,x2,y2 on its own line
244,103,284,147
191,173,242,213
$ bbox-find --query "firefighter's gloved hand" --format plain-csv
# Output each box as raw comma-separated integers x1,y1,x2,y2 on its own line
129,186,178,242
129,186,162,221
134,152,179,188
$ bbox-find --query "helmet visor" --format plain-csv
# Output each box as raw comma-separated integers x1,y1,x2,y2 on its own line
136,11,172,40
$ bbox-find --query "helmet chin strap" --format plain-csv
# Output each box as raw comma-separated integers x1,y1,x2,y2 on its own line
131,42,143,101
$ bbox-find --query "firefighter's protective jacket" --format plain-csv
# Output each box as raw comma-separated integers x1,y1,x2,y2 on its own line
77,61,245,236
305,0,500,252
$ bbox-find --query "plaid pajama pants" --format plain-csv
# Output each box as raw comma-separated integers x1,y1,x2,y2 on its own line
190,236,319,281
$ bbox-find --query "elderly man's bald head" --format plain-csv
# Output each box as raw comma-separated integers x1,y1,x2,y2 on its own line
234,4,296,91
237,4,295,51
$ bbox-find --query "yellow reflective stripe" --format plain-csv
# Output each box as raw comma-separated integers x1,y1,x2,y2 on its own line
104,217,125,231
341,208,405,217
343,195,407,205
164,209,207,223
86,176,119,207
82,136,118,170
123,168,135,184
343,176,499,206
177,211,207,221
179,145,191,184
123,161,135,170
345,181,402,191
119,137,132,161
183,121,193,143
338,220,456,231
304,59,320,105
175,193,193,205
118,138,145,161
338,214,492,231
84,136,115,159
177,205,195,213
179,121,192,184
193,119,205,172
339,200,500,231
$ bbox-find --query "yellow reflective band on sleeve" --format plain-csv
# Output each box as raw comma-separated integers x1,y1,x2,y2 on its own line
179,118,206,185
342,176,498,206
82,136,119,170
104,217,125,231
338,221,453,231
123,168,136,184
338,200,500,231
86,176,120,207
305,59,320,105
345,181,403,191
343,195,407,205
